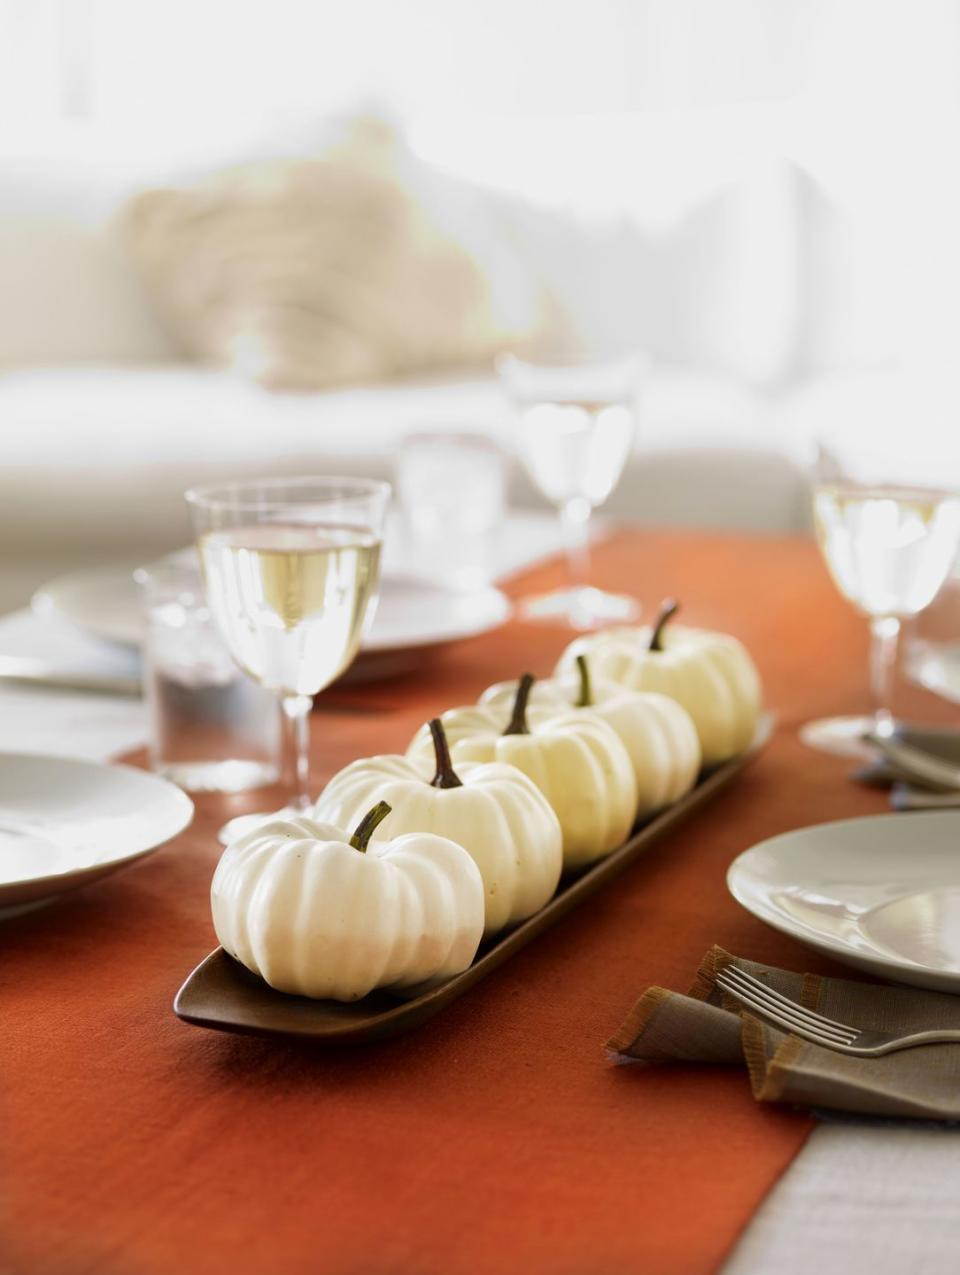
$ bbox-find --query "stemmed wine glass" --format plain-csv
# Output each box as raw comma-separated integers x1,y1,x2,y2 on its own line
496,351,643,629
802,428,960,756
186,477,390,835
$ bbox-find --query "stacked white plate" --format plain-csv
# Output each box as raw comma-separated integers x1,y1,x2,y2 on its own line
33,563,511,676
728,811,960,992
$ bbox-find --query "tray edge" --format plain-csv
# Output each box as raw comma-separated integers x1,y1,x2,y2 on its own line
174,712,775,1043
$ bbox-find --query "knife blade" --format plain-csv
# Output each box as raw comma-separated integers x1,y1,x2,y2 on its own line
0,656,142,698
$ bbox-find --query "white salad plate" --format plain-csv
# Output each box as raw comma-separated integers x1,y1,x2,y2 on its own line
0,752,194,917
32,564,511,657
33,565,145,648
728,811,960,992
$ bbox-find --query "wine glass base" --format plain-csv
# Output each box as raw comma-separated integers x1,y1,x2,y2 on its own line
799,716,888,759
519,586,640,630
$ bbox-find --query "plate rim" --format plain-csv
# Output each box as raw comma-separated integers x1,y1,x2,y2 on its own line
0,750,194,894
727,809,960,981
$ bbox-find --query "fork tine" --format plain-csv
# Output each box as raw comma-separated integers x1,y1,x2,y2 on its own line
719,963,846,1025
716,973,855,1045
734,1003,853,1049
718,965,860,1039
717,968,858,1042
716,969,859,1043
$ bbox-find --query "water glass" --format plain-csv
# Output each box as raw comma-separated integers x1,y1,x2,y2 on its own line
497,350,643,628
396,432,506,588
185,477,389,820
803,426,960,756
136,554,280,793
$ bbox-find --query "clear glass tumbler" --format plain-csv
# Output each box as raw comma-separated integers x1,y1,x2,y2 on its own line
136,554,280,793
396,432,506,588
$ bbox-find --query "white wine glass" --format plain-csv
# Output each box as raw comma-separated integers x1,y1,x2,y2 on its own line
496,351,643,629
186,477,390,834
803,429,960,756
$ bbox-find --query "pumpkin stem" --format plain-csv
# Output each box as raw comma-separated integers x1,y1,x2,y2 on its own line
349,801,392,853
503,673,535,736
649,599,679,652
429,718,463,789
574,654,593,707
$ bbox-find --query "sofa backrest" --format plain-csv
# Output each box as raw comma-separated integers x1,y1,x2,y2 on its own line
0,140,888,385
0,156,180,367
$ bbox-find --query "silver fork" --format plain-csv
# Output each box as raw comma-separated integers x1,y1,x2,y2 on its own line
715,964,960,1057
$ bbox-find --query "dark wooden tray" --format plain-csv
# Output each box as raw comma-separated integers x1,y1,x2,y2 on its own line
174,714,773,1043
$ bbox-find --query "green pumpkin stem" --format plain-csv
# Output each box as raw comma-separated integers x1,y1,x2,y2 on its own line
574,654,593,707
649,599,679,652
503,673,535,736
349,800,392,853
429,718,463,789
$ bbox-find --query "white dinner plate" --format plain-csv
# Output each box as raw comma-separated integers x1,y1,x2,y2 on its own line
32,564,511,656
728,811,960,992
0,752,194,917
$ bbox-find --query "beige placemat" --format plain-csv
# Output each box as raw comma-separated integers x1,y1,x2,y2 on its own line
608,946,960,1120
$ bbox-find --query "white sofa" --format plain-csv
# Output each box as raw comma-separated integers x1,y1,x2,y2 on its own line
0,145,834,613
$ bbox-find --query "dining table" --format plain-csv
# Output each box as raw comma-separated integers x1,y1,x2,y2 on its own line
4,526,960,1275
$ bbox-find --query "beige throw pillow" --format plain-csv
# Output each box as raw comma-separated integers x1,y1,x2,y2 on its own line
123,119,548,391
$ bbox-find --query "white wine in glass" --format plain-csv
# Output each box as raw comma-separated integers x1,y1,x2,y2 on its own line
804,434,960,756
186,478,390,834
199,524,381,695
497,352,642,629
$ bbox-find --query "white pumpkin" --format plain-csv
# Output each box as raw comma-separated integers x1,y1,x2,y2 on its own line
314,720,563,935
405,700,558,772
555,601,762,766
408,677,638,870
480,656,701,816
211,805,484,1001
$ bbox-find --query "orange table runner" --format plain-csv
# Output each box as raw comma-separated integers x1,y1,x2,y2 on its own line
5,529,956,1275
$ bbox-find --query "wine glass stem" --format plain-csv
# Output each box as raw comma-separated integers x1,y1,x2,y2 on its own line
869,614,901,737
560,497,591,587
280,693,313,810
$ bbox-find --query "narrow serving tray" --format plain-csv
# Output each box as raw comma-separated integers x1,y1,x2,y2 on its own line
174,714,773,1044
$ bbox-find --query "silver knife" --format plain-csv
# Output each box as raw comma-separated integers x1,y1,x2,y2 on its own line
892,783,960,810
0,656,141,697
862,731,960,792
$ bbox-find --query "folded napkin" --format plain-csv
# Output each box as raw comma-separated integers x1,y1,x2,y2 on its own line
607,947,960,1121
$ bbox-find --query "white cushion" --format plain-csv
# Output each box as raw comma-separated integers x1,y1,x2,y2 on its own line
494,164,800,386
122,118,550,390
